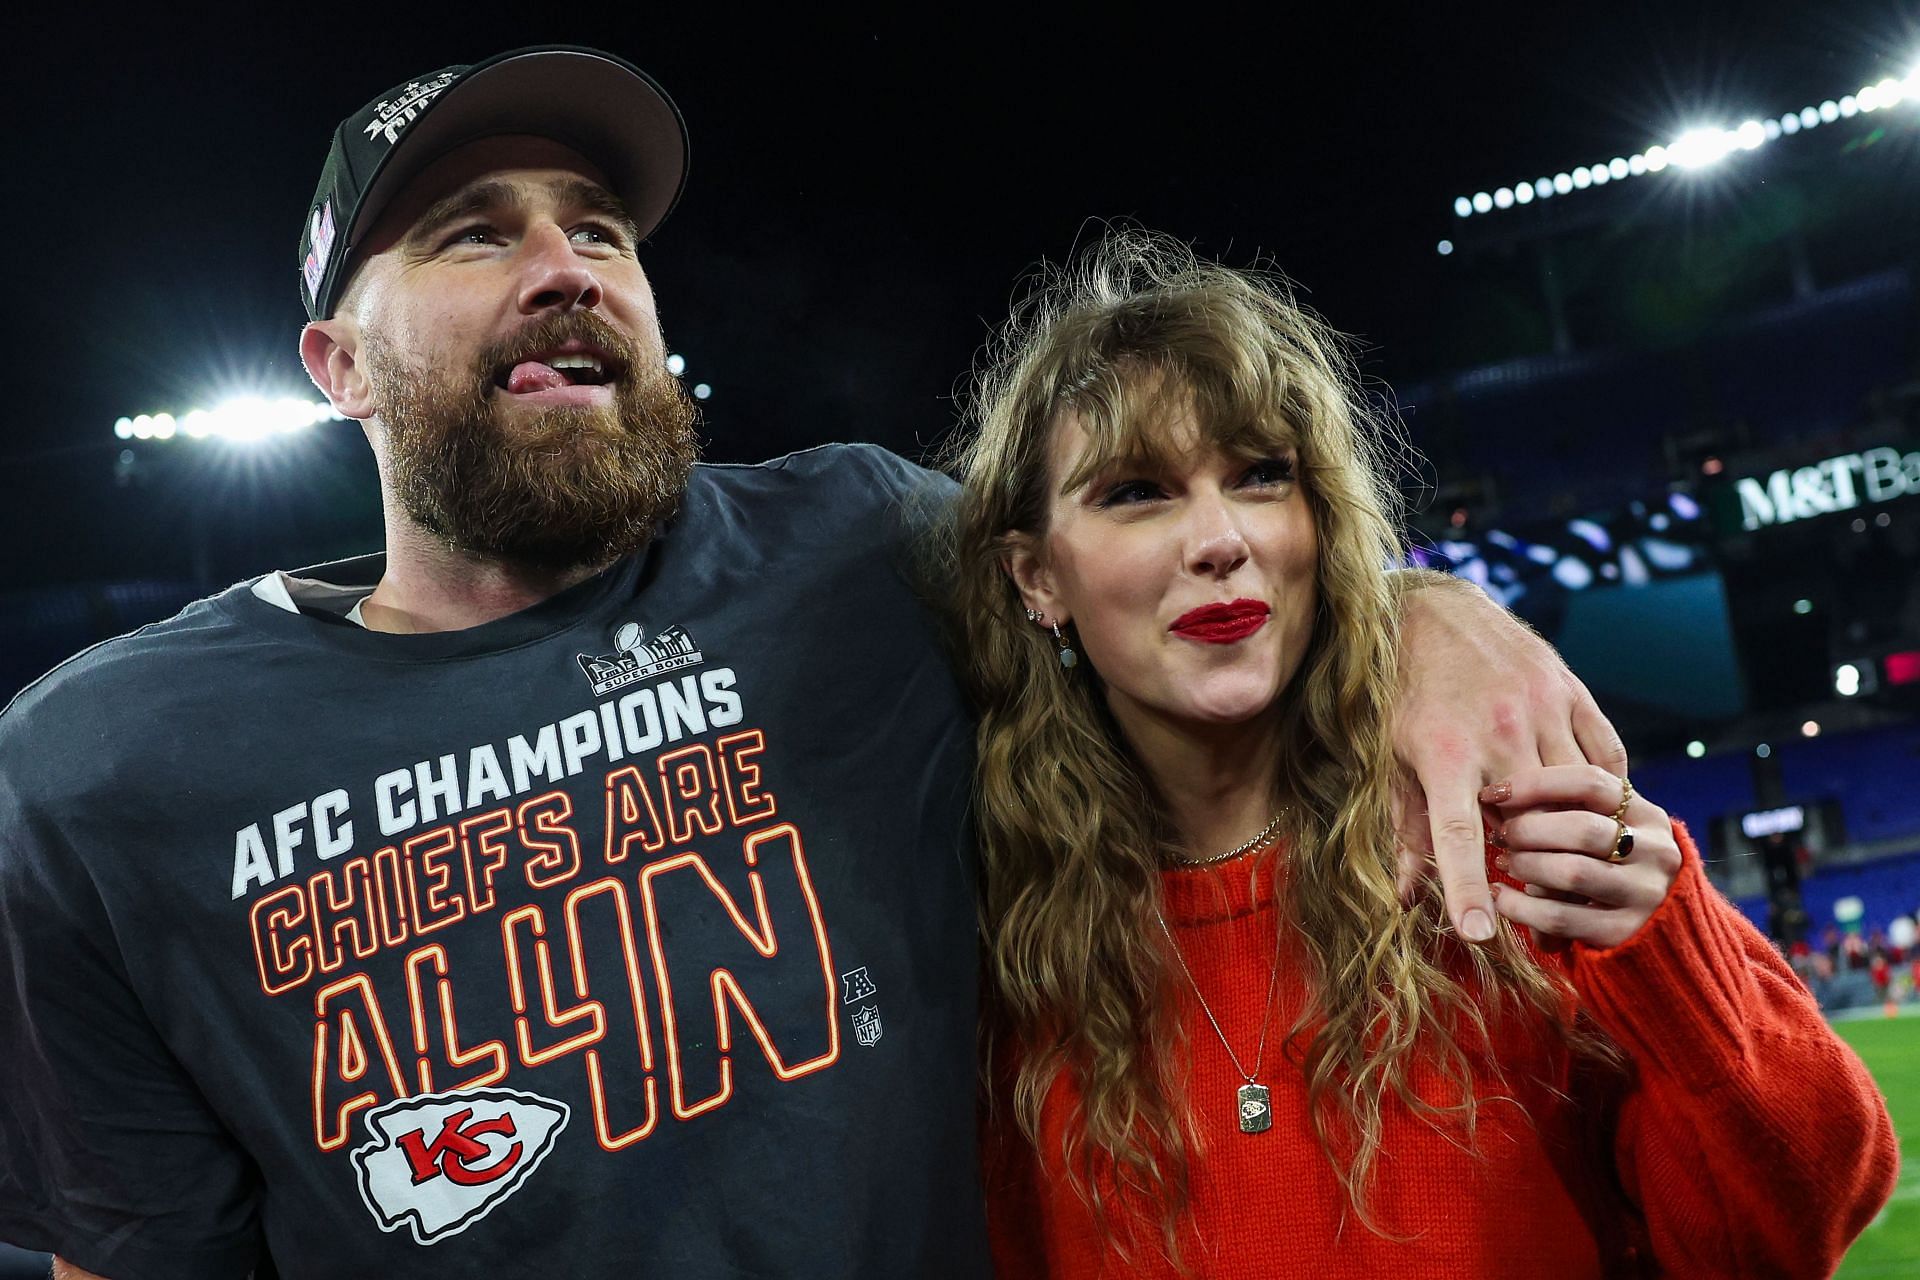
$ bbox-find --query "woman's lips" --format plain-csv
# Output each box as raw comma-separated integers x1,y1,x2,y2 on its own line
1170,600,1270,644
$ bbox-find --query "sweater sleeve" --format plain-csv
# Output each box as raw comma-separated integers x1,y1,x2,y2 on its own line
1567,822,1898,1278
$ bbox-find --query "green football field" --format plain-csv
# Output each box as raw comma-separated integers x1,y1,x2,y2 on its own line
1835,1011,1920,1278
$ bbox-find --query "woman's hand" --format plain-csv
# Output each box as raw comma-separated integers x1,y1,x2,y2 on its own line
1479,764,1682,950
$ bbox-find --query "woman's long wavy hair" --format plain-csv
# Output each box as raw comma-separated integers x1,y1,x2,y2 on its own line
941,229,1613,1256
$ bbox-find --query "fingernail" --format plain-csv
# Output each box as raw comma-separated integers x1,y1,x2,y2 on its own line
1480,781,1512,804
1462,908,1495,942
1493,852,1510,872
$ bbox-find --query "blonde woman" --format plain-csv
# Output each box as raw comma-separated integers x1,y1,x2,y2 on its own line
951,230,1895,1277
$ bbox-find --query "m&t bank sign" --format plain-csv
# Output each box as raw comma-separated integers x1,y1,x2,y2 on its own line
1735,445,1920,530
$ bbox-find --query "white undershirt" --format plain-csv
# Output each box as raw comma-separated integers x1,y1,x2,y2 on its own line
250,571,377,627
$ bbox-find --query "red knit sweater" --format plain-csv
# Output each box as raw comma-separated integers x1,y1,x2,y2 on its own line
983,826,1897,1278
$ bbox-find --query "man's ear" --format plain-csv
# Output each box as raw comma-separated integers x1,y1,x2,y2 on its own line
299,317,374,421
1001,533,1068,629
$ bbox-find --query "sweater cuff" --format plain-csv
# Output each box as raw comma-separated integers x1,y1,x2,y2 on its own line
1566,821,1769,1090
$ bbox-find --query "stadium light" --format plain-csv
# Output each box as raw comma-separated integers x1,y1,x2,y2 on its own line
1686,740,1706,758
114,396,344,444
1835,662,1864,697
1447,58,1920,220
693,383,712,400
666,353,687,375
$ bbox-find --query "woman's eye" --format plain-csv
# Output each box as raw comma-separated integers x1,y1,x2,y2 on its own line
1242,457,1297,487
1097,480,1162,507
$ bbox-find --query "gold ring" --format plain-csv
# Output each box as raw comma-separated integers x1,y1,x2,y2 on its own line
1608,821,1635,862
1611,776,1634,825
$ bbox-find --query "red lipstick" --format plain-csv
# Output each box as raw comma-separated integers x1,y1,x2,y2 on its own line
1170,599,1270,644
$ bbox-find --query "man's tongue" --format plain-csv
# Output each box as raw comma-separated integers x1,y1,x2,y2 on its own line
506,361,567,394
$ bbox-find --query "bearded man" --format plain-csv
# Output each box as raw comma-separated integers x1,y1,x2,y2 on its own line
0,46,1624,1280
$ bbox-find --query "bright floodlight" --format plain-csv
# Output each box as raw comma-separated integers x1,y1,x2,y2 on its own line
1436,239,1454,256
113,396,343,444
1835,662,1863,697
692,383,712,400
1686,740,1706,759
1444,58,1920,220
1669,127,1735,169
665,352,687,375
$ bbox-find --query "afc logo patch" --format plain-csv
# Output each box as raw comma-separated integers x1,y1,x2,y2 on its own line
351,1088,569,1245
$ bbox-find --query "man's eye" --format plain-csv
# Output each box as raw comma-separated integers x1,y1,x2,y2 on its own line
571,223,629,248
442,225,495,247
1097,480,1162,507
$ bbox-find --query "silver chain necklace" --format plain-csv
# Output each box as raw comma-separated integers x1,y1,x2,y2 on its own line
1154,907,1285,1134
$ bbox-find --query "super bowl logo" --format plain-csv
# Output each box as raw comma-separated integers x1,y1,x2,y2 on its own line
577,621,704,696
351,1088,569,1245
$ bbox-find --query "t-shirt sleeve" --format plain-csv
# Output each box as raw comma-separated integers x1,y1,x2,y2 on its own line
0,713,265,1279
1565,822,1898,1276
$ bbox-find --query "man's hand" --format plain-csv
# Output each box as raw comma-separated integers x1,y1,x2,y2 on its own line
1390,571,1627,942
54,1260,111,1280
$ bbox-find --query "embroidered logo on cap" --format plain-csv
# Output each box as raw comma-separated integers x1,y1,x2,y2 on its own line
362,73,457,146
351,1087,569,1245
302,200,336,303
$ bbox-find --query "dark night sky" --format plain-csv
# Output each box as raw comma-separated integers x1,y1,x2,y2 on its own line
2,1,1915,589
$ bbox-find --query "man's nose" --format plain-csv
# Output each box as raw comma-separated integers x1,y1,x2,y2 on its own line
1186,499,1251,578
516,223,603,314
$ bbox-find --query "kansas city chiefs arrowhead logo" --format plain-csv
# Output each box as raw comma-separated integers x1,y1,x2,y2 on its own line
351,1088,569,1244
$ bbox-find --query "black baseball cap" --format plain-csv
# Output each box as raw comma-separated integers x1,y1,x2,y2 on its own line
298,45,688,321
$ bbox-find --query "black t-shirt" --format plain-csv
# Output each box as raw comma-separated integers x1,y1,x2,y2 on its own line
0,445,989,1279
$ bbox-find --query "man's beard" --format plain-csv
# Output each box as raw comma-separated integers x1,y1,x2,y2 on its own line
366,311,700,572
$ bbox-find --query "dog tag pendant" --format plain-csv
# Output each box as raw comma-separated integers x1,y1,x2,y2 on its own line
1236,1083,1272,1133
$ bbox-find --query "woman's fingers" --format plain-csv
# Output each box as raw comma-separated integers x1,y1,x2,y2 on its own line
1491,881,1641,950
1501,850,1663,910
1481,763,1627,814
1499,809,1620,859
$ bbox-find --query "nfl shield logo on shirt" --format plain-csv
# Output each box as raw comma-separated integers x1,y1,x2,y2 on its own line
351,1087,570,1244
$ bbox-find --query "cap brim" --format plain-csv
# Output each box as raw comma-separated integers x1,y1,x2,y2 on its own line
345,46,687,258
